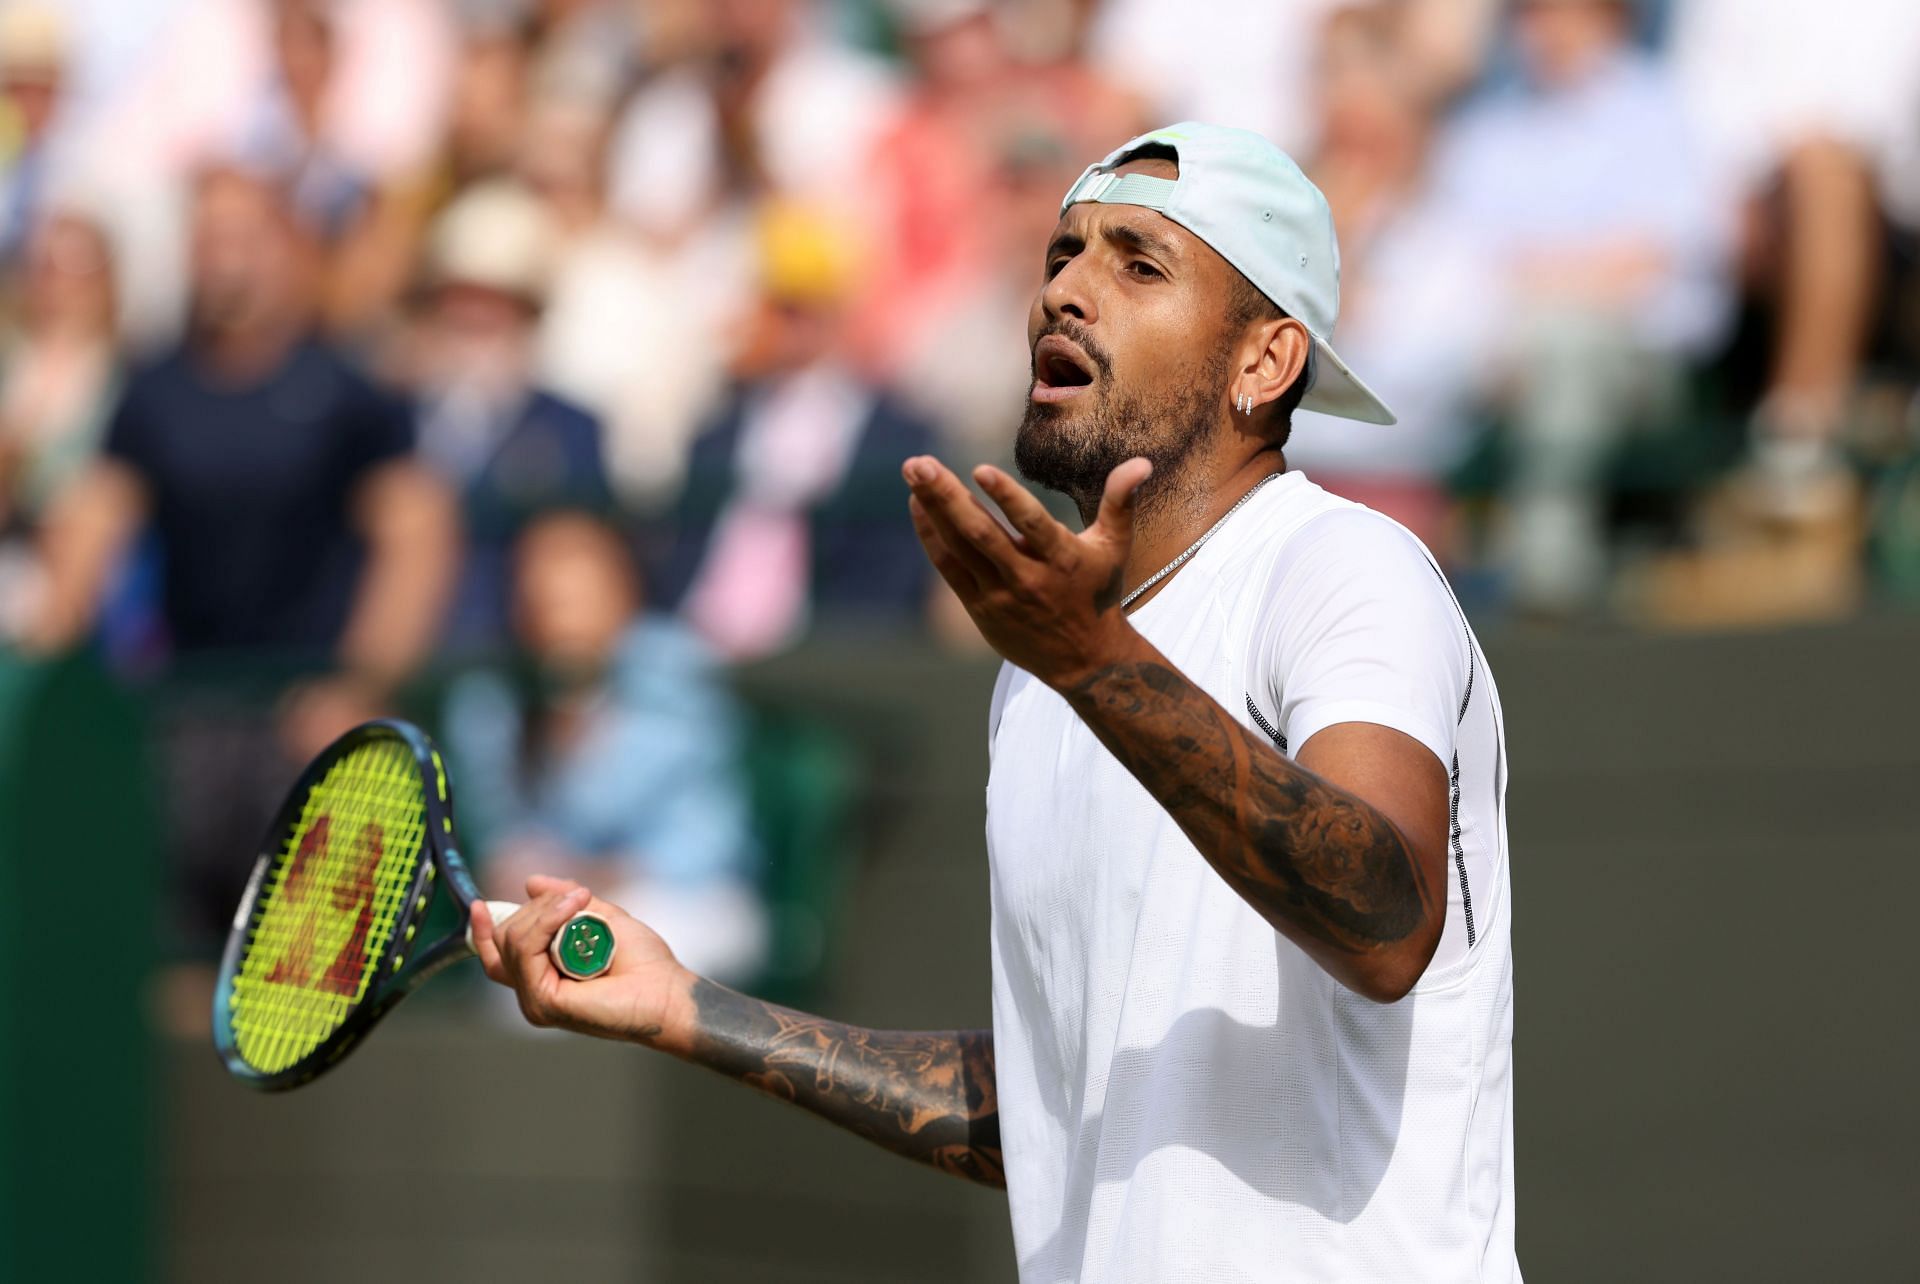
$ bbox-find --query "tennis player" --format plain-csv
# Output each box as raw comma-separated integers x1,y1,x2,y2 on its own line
475,122,1517,1282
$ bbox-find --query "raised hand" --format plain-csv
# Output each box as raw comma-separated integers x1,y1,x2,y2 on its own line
903,454,1151,689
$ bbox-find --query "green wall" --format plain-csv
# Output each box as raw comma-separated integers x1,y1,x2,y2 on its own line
153,619,1920,1281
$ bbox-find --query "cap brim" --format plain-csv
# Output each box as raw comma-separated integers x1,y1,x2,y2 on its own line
1300,336,1397,425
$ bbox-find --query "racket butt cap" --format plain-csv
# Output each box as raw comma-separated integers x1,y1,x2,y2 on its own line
551,912,617,980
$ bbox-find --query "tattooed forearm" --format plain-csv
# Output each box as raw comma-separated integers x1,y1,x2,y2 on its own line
1065,657,1438,985
684,979,1003,1187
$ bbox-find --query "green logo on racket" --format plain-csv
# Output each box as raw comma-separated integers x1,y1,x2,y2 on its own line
551,913,616,980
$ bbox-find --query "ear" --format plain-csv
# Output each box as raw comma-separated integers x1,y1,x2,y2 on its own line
1235,316,1312,414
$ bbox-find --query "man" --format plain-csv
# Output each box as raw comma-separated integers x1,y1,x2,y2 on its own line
409,180,612,655
28,163,456,949
477,123,1517,1282
660,200,937,659
1431,0,1725,613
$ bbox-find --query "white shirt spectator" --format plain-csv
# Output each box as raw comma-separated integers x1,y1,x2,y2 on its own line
606,38,897,240
1087,0,1345,157
1669,0,1920,225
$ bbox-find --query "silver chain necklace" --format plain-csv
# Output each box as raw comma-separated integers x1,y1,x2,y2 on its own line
1120,472,1283,611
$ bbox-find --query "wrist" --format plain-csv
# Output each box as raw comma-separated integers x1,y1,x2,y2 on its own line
640,961,702,1056
1046,619,1148,696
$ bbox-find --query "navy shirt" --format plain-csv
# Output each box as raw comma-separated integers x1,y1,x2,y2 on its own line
104,338,412,658
421,388,614,653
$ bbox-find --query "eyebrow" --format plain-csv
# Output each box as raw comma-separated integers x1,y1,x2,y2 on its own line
1102,221,1180,262
1044,220,1182,267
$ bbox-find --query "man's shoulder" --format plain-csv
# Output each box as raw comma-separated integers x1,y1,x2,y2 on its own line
1232,484,1462,637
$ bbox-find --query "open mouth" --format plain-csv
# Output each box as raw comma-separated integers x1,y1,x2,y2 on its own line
1031,334,1096,402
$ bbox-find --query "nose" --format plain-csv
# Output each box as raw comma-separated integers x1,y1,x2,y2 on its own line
1039,253,1097,328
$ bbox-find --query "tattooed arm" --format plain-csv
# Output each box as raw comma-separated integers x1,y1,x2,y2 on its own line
1060,634,1449,1003
470,883,1002,1187
676,980,1003,1186
901,455,1448,1003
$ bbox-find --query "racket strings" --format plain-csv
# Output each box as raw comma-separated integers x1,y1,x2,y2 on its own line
229,739,426,1074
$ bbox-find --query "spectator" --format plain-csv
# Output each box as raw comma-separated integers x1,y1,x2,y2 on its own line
443,510,767,985
522,89,737,504
409,179,614,655
1084,0,1497,159
0,3,71,266
24,163,457,950
0,209,121,534
659,201,937,659
605,0,898,246
1287,2,1496,554
1670,0,1920,512
65,0,458,339
1428,0,1729,613
851,1,1140,396
0,208,122,638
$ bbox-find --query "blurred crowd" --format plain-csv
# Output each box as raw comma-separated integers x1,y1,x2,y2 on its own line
4,0,1920,962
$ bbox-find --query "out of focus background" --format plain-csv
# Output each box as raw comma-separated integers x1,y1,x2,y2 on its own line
0,0,1915,1279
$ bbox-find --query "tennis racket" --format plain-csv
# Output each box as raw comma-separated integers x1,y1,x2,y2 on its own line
213,717,616,1090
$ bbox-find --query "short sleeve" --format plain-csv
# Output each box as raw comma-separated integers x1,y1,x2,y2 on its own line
1259,509,1470,771
341,374,414,477
100,378,158,479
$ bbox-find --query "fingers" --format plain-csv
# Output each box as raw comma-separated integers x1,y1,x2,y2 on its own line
908,493,982,596
469,901,505,983
491,885,590,1023
1092,458,1153,545
974,465,1069,559
903,456,1022,577
503,886,591,963
525,873,584,900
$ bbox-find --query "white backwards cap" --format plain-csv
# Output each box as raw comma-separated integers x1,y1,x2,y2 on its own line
1062,121,1396,425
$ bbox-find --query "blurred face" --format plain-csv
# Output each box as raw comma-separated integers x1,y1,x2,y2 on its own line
424,283,533,394
1513,0,1629,87
910,12,1006,92
731,296,839,379
708,0,794,66
22,213,114,336
518,100,609,222
1,67,60,140
272,1,334,111
1317,7,1425,164
1018,157,1246,513
514,516,640,674
450,35,527,179
188,172,309,335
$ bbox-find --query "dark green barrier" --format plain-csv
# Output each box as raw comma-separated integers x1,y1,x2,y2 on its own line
0,651,158,1283
157,621,1920,1281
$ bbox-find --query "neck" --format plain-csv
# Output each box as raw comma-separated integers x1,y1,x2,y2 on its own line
194,311,305,383
1110,449,1286,612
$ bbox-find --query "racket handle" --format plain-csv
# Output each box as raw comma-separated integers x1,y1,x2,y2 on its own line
464,900,617,980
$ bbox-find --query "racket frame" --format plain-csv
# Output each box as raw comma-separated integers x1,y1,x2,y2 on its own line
213,718,486,1091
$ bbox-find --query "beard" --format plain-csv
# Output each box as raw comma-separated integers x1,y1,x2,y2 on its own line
1014,322,1234,521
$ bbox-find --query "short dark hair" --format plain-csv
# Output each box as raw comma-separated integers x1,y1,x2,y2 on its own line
1116,141,1310,444
1225,270,1308,443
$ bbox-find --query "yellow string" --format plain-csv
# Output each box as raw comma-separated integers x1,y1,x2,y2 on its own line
229,741,425,1074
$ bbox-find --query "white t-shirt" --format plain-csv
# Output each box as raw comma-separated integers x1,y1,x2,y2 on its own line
986,471,1517,1283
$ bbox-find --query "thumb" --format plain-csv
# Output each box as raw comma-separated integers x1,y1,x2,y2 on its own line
1092,457,1152,544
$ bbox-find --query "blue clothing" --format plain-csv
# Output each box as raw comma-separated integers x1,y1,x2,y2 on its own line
419,388,614,652
655,384,934,624
1431,50,1729,355
102,338,412,659
442,617,759,889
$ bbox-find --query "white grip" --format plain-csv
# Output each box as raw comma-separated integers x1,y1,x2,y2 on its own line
464,899,522,952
